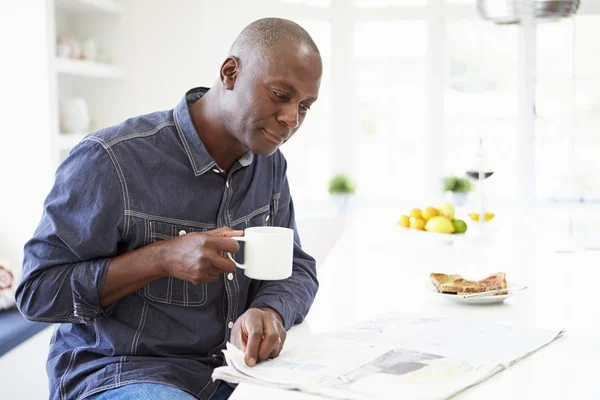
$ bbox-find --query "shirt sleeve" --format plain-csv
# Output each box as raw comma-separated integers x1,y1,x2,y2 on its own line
248,157,319,330
16,137,125,324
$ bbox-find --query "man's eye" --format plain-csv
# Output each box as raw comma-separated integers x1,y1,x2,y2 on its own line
300,104,311,111
274,91,287,99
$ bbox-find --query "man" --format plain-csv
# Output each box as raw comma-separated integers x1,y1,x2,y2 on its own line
16,17,321,400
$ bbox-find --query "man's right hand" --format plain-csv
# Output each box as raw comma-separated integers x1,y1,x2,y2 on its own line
101,227,243,307
160,227,244,285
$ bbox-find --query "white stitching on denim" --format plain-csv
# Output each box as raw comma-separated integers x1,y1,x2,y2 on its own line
104,145,131,238
127,210,217,229
167,277,173,303
183,281,188,307
198,376,216,398
117,355,125,387
229,203,270,227
58,322,98,400
105,121,175,148
24,315,71,323
84,137,131,241
130,301,148,355
174,106,216,177
145,220,208,306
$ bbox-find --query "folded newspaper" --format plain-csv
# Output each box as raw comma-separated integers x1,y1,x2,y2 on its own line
212,313,565,399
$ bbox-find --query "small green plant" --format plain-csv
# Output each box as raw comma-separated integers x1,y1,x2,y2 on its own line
328,173,356,195
443,175,473,193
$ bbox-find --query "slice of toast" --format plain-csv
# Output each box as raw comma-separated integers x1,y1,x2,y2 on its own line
438,273,507,295
479,272,507,289
430,273,462,291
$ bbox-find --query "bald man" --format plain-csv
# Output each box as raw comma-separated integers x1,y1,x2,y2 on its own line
17,18,322,400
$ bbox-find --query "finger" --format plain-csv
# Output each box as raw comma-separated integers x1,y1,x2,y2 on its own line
208,236,241,254
229,321,245,353
258,317,280,362
203,273,220,284
221,229,244,238
244,317,264,367
273,328,287,358
211,253,236,273
206,227,244,238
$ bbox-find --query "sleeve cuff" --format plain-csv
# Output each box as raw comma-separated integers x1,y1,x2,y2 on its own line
70,258,114,324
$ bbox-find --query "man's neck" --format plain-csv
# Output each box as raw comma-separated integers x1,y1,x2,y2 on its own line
189,87,247,172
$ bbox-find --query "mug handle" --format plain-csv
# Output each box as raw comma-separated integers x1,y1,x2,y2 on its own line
226,236,247,269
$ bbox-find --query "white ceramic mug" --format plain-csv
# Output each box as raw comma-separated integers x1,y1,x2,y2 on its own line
227,227,294,280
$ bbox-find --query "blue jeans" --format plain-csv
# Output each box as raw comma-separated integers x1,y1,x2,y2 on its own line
87,382,234,400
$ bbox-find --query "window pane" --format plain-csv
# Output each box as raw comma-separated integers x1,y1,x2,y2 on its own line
535,119,575,200
574,136,600,200
354,21,428,201
445,20,518,203
537,19,573,78
280,0,331,7
447,21,518,84
354,0,427,7
536,16,600,202
355,21,428,61
575,16,600,78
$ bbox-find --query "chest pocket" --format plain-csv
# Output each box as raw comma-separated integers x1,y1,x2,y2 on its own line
140,220,216,307
233,193,280,230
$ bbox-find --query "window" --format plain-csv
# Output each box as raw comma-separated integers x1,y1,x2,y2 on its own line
277,0,600,209
536,15,600,202
444,20,518,202
354,21,428,200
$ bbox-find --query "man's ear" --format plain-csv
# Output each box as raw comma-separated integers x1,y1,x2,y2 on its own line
220,56,239,90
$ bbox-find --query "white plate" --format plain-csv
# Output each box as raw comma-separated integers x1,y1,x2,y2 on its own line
428,281,520,304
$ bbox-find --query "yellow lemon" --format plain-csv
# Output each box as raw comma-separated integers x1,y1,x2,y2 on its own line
468,212,495,222
424,216,454,234
421,207,440,221
409,208,422,219
396,215,410,228
436,202,455,219
409,217,426,230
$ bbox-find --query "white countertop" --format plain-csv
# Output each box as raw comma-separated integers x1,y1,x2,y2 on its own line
232,206,600,399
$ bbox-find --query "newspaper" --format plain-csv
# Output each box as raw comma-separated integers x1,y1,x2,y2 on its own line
212,313,565,399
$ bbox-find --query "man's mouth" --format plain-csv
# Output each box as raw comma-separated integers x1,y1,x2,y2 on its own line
262,129,285,145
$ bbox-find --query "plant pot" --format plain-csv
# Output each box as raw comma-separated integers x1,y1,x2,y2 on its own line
330,193,353,215
445,191,469,208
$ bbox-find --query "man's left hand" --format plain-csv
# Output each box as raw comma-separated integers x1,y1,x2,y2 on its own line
230,307,286,367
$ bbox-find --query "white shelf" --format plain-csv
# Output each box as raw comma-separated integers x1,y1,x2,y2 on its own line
55,0,124,16
57,132,88,149
55,58,124,79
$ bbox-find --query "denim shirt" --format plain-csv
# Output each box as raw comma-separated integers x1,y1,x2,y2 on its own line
16,87,318,400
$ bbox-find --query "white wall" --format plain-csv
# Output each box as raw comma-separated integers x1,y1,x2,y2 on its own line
0,0,54,271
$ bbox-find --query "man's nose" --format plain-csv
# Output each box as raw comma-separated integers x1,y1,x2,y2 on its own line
277,104,300,130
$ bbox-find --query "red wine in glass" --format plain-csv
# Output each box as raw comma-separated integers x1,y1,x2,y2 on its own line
466,170,494,180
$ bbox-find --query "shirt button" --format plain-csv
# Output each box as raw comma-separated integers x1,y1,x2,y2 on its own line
212,353,217,358
228,321,234,329
227,273,234,281
265,215,270,222
226,181,230,188
178,230,187,236
212,168,220,174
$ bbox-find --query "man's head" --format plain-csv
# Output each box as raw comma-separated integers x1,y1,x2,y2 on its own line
217,18,322,156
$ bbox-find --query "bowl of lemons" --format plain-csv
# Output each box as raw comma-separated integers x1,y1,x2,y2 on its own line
396,202,469,241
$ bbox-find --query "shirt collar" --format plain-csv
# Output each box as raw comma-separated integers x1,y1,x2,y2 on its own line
173,87,254,176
